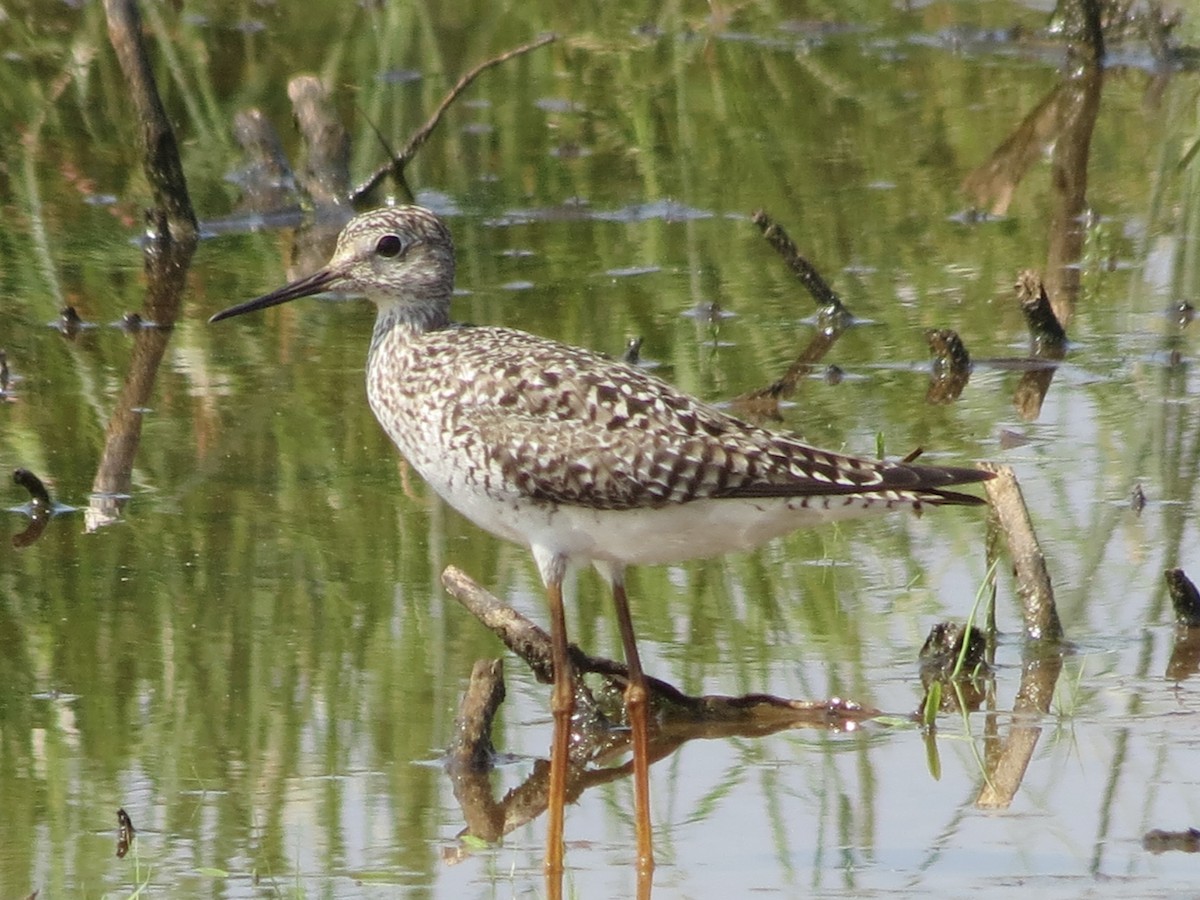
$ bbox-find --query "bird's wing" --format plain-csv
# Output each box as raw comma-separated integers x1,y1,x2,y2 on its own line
449,330,987,511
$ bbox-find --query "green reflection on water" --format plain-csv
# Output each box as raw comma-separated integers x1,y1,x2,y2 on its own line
1,1,1196,897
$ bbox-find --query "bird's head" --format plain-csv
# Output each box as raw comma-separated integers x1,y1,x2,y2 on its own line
209,205,455,326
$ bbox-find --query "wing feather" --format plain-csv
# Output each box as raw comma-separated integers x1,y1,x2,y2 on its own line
439,328,988,511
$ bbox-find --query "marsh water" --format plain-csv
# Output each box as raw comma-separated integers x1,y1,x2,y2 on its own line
3,2,1200,897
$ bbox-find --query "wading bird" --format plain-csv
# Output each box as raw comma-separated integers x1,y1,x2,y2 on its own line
210,205,991,880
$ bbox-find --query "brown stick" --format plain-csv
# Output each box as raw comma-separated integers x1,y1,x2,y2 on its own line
351,34,558,202
441,564,559,685
750,209,852,319
733,210,853,411
1015,270,1067,354
102,0,197,241
981,463,1063,641
447,659,506,773
1165,568,1200,627
440,564,878,732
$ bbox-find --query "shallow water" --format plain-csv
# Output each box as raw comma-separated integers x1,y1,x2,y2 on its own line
2,2,1200,897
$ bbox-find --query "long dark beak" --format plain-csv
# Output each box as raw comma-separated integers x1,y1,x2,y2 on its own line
208,267,341,323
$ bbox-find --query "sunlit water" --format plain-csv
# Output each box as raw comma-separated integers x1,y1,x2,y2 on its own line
2,2,1200,897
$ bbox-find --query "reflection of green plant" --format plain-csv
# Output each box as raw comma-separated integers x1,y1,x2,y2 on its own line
121,834,152,899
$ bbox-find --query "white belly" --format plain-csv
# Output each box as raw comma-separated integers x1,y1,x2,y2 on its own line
426,471,907,568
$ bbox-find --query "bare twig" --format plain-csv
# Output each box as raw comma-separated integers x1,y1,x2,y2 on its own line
440,564,877,732
350,34,557,202
1015,270,1068,354
1165,568,1200,626
447,659,506,773
981,463,1063,642
733,210,853,411
750,209,853,320
439,563,881,859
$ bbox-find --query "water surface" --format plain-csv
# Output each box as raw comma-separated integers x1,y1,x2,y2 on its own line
2,2,1199,897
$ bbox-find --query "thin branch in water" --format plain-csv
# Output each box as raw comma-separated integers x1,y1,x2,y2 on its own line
750,209,853,320
981,463,1063,642
1014,270,1067,354
447,659,506,774
351,34,558,203
440,564,878,734
1165,568,1200,627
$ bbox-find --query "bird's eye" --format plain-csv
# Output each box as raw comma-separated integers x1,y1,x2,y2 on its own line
375,234,405,258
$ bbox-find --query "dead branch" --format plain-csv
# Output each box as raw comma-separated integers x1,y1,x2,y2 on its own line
981,463,1063,642
447,659,506,773
750,209,853,320
1165,568,1200,626
440,564,878,734
351,34,557,203
731,210,854,412
1015,270,1068,354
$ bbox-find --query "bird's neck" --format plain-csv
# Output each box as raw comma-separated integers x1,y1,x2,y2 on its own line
369,297,451,354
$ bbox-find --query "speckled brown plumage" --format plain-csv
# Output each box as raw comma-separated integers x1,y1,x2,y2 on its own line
368,322,986,513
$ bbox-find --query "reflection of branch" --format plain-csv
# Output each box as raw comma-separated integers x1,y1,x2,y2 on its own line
1043,67,1103,328
351,34,558,203
732,211,852,416
88,241,192,531
963,65,1103,328
289,76,350,206
92,0,198,530
976,651,1063,809
921,465,1065,810
732,329,843,421
1144,829,1200,854
441,565,876,746
448,659,506,773
1165,626,1200,682
232,108,298,212
102,0,197,240
442,564,878,861
961,85,1065,217
925,328,972,405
